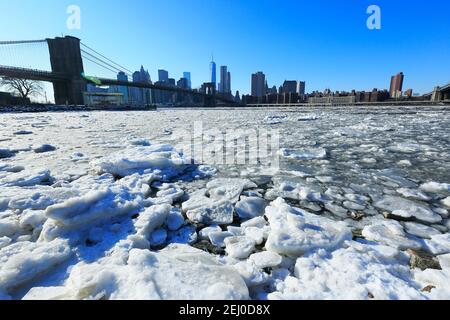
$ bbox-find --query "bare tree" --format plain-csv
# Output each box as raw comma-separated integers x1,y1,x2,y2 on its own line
0,77,44,100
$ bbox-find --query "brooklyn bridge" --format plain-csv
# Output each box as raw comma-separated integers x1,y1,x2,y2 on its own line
0,36,236,107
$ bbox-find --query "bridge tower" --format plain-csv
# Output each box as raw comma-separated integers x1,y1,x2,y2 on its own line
46,36,86,105
203,82,217,107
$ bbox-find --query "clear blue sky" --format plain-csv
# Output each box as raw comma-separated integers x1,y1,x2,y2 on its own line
0,0,449,95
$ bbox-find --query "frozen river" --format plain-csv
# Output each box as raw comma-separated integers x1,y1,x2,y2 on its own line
0,106,450,300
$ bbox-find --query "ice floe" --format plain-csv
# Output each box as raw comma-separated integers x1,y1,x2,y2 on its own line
373,195,442,224
264,198,352,257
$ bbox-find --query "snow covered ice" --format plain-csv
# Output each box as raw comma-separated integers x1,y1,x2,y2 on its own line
1,106,450,300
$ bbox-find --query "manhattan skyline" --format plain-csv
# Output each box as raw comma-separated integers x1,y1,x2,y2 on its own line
0,0,449,95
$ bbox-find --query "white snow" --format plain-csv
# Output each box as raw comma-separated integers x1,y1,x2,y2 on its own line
0,239,72,293
268,241,425,300
22,245,249,300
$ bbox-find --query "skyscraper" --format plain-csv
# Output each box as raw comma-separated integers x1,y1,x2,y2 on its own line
219,66,231,94
158,69,169,83
116,71,129,103
297,81,306,96
282,80,297,94
131,66,152,105
251,72,266,98
183,72,191,89
210,58,217,89
389,72,404,98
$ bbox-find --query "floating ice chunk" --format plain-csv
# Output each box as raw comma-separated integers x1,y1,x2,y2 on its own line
199,225,222,240
387,143,422,154
186,201,234,225
45,186,142,229
343,201,365,211
129,138,151,146
269,241,424,300
0,216,19,238
4,186,80,211
27,245,249,300
40,185,142,240
0,170,52,187
420,182,450,195
23,286,72,300
424,234,450,255
227,226,243,236
398,160,412,167
362,220,422,250
243,227,265,245
224,236,256,259
156,186,184,204
181,189,214,212
230,260,270,287
0,239,72,293
167,225,197,245
235,196,267,220
193,165,217,178
297,114,318,121
166,208,185,231
0,237,11,250
13,130,33,135
265,198,352,257
0,149,14,159
33,144,56,153
0,164,24,173
325,202,349,218
397,188,431,202
279,148,327,160
90,145,189,177
209,231,234,248
345,193,370,204
134,204,171,239
241,216,268,229
248,251,283,269
442,197,450,208
207,178,257,204
373,195,442,224
403,222,441,239
264,115,287,125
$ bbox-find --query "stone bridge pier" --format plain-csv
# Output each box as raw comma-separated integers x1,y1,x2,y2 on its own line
47,36,86,105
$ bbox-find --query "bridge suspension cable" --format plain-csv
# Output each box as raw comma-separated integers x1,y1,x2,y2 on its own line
0,39,51,71
80,54,120,75
80,42,134,76
81,49,131,77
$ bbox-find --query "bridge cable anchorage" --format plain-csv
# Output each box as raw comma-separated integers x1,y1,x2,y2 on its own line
80,42,134,75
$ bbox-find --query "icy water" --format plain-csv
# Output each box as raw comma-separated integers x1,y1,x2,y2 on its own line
1,106,450,300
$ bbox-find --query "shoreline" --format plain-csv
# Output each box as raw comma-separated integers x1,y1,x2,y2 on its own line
0,103,449,115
